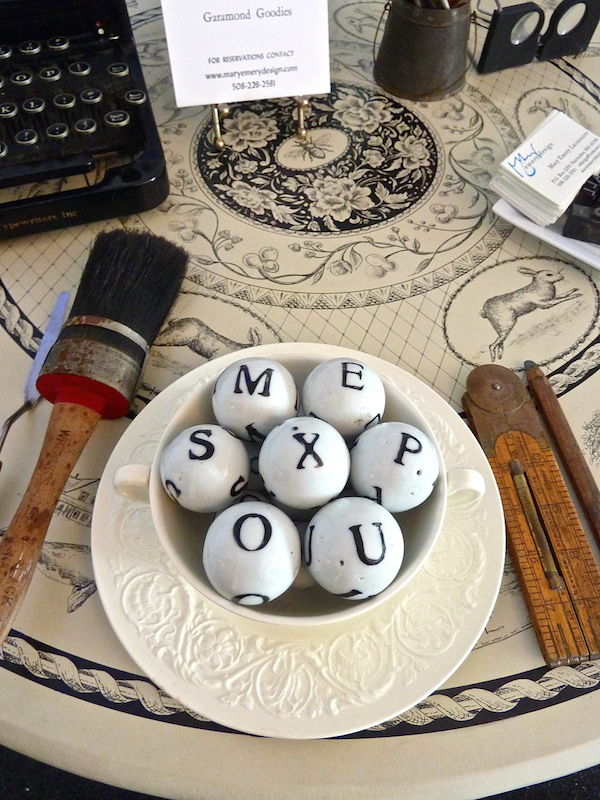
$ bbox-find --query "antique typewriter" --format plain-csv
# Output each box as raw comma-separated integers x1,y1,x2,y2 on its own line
0,0,169,239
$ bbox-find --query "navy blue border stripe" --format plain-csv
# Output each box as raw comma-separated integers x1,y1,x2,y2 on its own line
3,630,600,739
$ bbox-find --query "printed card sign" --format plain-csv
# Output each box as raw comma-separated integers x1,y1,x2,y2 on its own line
159,0,331,107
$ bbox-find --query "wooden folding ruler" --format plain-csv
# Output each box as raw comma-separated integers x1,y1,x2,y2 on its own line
463,364,600,667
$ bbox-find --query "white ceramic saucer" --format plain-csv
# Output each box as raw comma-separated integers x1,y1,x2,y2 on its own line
91,343,505,739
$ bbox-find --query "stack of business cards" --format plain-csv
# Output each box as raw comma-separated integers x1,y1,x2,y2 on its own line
489,110,600,227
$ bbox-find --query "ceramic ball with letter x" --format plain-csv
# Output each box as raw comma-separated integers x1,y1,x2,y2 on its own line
258,416,350,510
350,422,440,512
212,356,298,443
160,424,250,513
203,501,301,605
301,357,386,440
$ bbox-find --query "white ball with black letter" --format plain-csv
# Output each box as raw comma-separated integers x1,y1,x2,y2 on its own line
258,416,350,510
203,501,301,605
212,356,298,443
350,421,440,512
301,357,386,439
160,424,250,513
304,496,404,599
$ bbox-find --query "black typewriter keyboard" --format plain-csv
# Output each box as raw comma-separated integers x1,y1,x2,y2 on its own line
0,31,149,189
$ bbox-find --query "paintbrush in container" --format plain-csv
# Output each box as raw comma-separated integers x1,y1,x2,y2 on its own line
0,229,189,643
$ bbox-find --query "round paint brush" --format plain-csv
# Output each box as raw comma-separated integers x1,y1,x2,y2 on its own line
0,230,189,643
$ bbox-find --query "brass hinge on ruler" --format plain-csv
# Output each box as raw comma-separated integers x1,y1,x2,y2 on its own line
463,364,600,667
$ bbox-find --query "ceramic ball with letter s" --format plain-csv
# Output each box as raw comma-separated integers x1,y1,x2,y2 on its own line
160,424,250,513
350,421,440,512
212,356,298,442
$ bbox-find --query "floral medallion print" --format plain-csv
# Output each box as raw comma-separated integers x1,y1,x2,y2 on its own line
156,81,517,303
195,82,439,234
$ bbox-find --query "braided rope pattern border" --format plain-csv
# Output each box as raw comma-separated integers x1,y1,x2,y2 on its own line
372,662,600,731
0,281,41,356
3,633,600,737
1,634,210,723
549,343,600,395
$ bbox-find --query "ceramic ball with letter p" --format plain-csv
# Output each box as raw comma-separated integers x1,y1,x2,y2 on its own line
350,422,440,512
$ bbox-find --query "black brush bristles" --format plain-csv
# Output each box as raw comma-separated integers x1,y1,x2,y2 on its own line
70,230,189,344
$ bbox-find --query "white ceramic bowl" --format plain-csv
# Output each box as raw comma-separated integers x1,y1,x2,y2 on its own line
114,343,484,626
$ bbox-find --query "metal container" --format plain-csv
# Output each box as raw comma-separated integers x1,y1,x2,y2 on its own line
374,0,471,101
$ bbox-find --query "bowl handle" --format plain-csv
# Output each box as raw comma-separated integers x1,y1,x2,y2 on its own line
113,463,151,503
446,467,486,508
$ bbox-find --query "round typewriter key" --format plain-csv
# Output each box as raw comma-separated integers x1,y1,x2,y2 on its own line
15,129,38,146
23,97,45,113
74,118,97,134
39,66,61,81
48,36,69,50
80,88,103,104
11,70,33,86
125,89,147,105
0,102,18,119
107,62,129,77
0,142,8,157
0,45,12,59
54,93,76,109
69,61,91,76
104,109,130,127
19,40,41,55
46,122,69,139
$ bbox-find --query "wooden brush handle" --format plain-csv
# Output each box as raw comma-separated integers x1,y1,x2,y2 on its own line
0,401,102,643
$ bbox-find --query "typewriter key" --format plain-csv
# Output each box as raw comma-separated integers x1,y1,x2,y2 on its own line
46,123,69,139
15,130,38,146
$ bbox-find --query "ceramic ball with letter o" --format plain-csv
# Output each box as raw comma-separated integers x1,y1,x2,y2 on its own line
305,497,404,599
350,421,440,512
203,501,301,605
301,357,386,439
258,416,350,510
160,424,250,513
212,356,298,443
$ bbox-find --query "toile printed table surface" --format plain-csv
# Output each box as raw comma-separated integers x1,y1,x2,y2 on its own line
2,0,600,798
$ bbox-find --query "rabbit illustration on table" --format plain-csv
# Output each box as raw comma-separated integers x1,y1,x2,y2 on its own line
481,266,582,361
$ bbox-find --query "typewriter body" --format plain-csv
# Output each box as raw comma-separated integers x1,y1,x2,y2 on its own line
0,0,169,239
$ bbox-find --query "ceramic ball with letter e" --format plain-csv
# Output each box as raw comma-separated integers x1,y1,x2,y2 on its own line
202,501,301,605
301,357,386,440
258,416,350,510
304,497,404,599
350,422,440,512
212,356,298,443
160,424,250,513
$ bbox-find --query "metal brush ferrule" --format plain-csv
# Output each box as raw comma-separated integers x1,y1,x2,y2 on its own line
39,317,150,405
65,315,150,351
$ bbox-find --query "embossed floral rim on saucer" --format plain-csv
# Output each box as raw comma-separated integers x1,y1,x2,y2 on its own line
92,343,505,739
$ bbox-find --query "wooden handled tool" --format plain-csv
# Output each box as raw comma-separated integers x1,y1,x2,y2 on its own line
0,230,189,644
524,360,600,548
463,364,600,667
